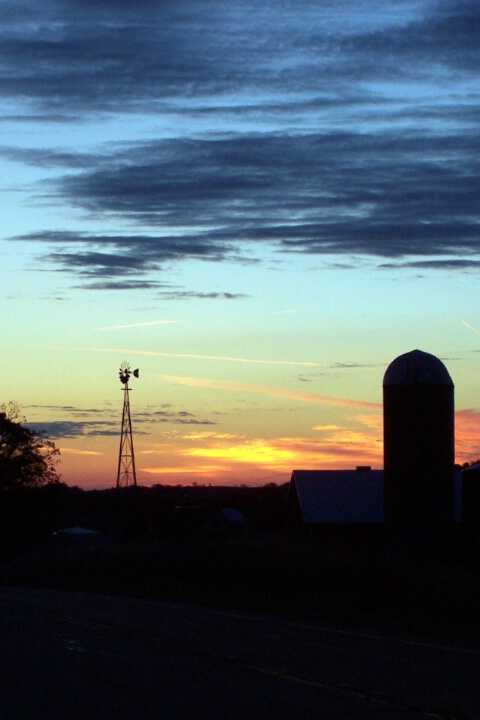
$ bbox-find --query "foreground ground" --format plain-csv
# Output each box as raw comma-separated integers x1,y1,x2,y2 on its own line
2,484,480,643
1,586,479,719
3,528,480,643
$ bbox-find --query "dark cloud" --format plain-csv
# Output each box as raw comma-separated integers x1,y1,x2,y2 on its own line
11,229,241,283
8,129,479,278
174,418,217,425
346,1,480,74
157,291,249,300
1,1,478,112
78,280,167,291
48,250,160,277
380,259,480,271
26,405,218,438
136,409,218,426
26,404,79,412
2,0,479,282
298,361,379,382
26,421,119,438
0,0,254,112
0,146,100,169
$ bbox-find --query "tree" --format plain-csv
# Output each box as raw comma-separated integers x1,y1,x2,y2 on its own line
0,402,61,491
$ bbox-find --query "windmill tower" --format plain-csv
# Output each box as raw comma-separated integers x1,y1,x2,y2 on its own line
116,362,139,488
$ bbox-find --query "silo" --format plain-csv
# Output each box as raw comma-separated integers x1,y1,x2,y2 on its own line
383,349,455,555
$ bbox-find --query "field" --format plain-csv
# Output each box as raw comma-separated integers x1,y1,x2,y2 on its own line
2,484,480,643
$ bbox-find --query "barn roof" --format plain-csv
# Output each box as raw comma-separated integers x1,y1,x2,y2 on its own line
289,467,463,524
289,469,384,524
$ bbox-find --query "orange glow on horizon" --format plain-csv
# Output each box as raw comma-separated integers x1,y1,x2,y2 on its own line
142,465,225,476
186,439,296,466
455,409,480,464
51,401,479,489
137,419,385,485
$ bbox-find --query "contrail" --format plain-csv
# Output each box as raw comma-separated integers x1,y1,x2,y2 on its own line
68,346,334,368
94,320,180,331
461,320,480,336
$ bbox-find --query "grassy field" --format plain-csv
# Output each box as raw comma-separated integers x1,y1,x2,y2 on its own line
3,528,480,643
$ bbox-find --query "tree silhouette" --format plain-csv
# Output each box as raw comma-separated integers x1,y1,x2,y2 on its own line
0,402,61,491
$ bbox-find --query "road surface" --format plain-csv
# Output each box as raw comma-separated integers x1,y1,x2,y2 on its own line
0,587,478,719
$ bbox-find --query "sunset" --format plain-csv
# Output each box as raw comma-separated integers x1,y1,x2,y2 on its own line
1,2,479,706
1,0,479,488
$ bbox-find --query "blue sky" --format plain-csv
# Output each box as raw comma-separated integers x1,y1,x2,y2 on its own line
1,0,479,487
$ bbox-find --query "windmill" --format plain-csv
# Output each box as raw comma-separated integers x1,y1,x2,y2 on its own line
116,362,139,488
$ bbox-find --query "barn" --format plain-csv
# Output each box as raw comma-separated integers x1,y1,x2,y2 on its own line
287,466,463,528
287,467,384,527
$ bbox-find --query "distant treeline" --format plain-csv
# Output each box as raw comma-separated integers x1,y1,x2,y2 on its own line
0,483,290,561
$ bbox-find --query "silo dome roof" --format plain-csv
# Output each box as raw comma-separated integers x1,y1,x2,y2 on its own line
383,349,453,386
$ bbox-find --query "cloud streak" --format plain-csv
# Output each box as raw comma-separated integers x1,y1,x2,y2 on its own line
163,374,382,411
461,320,480,336
95,320,181,331
67,345,371,370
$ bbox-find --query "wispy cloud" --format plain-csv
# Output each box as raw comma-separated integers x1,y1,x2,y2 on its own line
94,320,181,331
61,448,104,457
163,374,381,410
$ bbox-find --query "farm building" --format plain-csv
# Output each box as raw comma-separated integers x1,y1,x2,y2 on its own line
287,466,463,528
287,467,384,526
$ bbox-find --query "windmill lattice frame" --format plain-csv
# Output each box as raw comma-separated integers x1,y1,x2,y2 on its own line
116,362,139,488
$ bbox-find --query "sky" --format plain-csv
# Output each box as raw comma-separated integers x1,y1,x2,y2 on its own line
1,0,479,489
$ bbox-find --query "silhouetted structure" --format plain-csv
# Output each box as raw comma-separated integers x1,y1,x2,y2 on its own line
116,362,139,489
383,349,455,557
288,468,384,526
